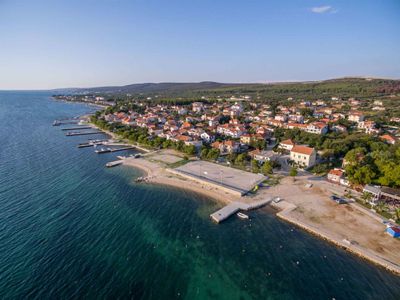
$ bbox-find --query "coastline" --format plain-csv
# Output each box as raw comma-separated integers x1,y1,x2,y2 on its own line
87,120,400,276
272,201,400,275
123,157,236,205
121,156,400,275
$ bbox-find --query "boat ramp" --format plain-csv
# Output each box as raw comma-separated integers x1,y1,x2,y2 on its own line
210,197,276,223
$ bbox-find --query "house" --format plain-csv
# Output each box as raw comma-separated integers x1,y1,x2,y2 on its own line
200,132,215,143
306,122,328,135
192,102,204,113
290,145,316,168
279,139,295,151
380,187,400,209
240,134,252,145
274,114,288,122
327,169,344,184
348,111,365,123
358,121,377,134
363,185,381,205
249,149,276,162
332,125,347,133
211,140,239,155
380,134,396,145
386,227,400,238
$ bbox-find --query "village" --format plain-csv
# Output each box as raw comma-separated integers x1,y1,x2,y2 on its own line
56,93,400,232
68,94,400,226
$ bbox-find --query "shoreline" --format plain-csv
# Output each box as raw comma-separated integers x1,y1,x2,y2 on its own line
271,201,400,275
83,119,400,276
122,157,235,205
124,157,400,276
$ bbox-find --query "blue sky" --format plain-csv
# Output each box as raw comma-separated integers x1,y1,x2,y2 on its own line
0,0,399,89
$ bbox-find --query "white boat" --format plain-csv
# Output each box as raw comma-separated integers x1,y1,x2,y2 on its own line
237,212,249,220
273,197,282,203
106,161,123,168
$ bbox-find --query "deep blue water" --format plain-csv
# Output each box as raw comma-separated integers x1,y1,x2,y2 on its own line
0,91,399,299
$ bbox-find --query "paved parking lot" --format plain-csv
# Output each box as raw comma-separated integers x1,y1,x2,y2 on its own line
174,161,266,195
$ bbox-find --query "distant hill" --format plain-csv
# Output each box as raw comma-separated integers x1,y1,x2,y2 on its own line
53,77,400,100
53,81,244,95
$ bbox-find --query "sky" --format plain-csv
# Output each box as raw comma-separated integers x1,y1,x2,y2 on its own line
0,0,399,89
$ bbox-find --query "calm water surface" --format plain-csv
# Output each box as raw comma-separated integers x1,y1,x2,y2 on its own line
0,91,399,299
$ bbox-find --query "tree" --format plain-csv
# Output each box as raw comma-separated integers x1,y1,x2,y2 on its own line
200,148,209,159
361,192,372,205
350,166,375,185
251,159,260,173
289,167,298,177
183,145,196,155
261,161,273,175
235,153,248,166
207,149,220,161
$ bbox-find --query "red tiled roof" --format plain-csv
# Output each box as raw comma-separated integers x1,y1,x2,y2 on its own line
280,139,295,146
291,145,314,156
380,134,395,142
328,169,343,177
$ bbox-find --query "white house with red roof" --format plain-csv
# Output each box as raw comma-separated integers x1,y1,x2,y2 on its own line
306,122,328,135
290,145,316,168
279,139,295,151
327,168,344,184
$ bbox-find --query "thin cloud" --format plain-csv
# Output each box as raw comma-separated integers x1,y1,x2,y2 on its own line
310,5,337,14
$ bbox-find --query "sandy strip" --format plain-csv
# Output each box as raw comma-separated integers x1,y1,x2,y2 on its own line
122,157,237,204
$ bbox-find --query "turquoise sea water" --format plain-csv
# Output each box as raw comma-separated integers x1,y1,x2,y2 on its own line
0,91,399,299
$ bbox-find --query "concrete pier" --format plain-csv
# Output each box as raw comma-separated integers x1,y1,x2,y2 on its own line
210,197,275,223
61,126,92,131
95,146,136,154
65,131,103,136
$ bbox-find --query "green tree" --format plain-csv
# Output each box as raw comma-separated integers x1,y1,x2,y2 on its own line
289,167,298,177
235,153,248,166
200,148,209,159
207,149,220,161
261,161,273,175
251,159,260,173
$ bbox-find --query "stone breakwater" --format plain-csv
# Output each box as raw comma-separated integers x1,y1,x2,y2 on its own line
272,201,400,276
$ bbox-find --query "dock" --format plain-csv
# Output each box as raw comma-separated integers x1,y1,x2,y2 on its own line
65,131,103,136
95,146,136,154
78,139,109,148
61,126,92,131
210,197,275,223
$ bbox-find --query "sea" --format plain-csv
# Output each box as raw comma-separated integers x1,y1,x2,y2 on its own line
0,91,399,299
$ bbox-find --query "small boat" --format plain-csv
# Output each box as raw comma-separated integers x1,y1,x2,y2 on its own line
53,120,60,126
237,212,249,220
106,161,123,168
273,197,281,203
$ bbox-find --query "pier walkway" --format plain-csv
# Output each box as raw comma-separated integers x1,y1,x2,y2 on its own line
61,126,92,131
210,197,275,223
65,131,103,136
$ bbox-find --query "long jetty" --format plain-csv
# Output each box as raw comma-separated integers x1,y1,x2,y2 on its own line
95,146,136,154
66,131,103,136
210,197,275,223
62,126,92,131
